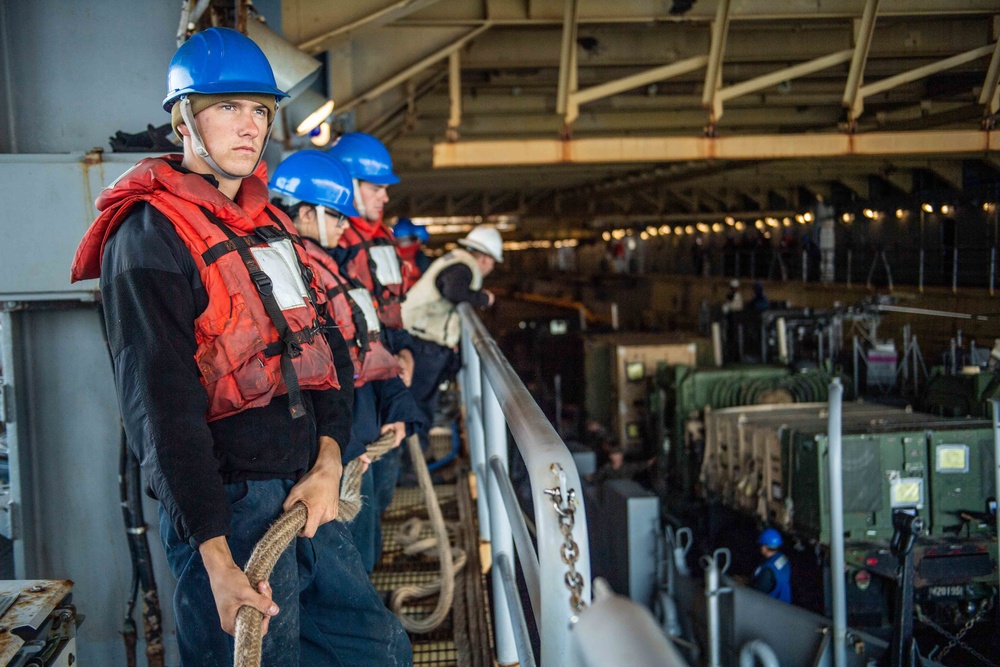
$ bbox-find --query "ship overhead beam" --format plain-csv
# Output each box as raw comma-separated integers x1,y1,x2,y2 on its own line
297,0,446,54
334,23,491,116
432,130,1000,167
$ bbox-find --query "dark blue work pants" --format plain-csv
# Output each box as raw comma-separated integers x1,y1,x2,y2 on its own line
159,479,412,666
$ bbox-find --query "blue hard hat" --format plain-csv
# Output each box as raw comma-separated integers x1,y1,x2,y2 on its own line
269,150,360,218
759,528,783,549
163,27,289,111
327,132,400,185
394,217,429,243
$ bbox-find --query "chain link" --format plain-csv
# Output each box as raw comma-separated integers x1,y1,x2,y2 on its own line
918,604,997,667
545,466,586,621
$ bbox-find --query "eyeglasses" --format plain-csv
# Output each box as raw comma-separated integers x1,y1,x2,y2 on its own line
318,207,348,228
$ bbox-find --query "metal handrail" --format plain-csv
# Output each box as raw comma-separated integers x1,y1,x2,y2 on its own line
458,302,592,667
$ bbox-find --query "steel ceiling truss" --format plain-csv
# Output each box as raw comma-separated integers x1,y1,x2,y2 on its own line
281,0,1000,224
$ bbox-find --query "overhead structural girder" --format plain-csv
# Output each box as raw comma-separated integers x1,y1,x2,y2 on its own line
837,175,870,199
715,49,856,116
879,166,914,194
433,130,1000,167
565,56,709,125
334,23,491,117
979,35,1000,115
857,43,997,109
842,0,881,123
297,0,446,54
702,0,733,126
925,160,964,190
555,0,580,116
448,51,462,134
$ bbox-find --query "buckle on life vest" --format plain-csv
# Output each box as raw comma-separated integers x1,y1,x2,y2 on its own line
255,226,286,243
250,269,273,296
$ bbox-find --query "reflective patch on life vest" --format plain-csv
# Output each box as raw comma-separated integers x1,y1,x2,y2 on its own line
774,555,788,570
348,287,381,334
368,244,402,287
250,239,310,311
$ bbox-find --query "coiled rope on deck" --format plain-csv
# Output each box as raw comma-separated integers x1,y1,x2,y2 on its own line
389,434,467,633
233,430,398,667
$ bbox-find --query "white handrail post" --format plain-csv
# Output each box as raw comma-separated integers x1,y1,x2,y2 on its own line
461,325,491,542
827,379,847,667
483,375,517,665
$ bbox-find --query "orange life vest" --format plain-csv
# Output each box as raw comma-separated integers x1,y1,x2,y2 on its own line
338,217,405,329
302,238,400,386
71,156,339,421
397,242,423,291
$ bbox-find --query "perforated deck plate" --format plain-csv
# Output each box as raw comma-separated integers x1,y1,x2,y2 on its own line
372,477,494,666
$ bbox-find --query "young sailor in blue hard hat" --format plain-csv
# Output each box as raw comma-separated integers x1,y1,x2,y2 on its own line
72,28,411,666
270,150,423,574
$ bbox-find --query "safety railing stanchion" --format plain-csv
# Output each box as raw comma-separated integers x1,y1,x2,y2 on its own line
483,375,517,665
461,327,491,543
458,303,591,667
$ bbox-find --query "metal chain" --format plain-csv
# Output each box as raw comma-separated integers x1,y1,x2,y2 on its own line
544,464,586,621
918,605,997,667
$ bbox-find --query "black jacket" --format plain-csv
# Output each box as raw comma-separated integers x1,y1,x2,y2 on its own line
101,200,353,548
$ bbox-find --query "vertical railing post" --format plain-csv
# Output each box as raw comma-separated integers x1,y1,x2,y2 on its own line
827,379,847,667
952,246,959,294
483,374,517,665
990,399,1000,603
846,249,852,288
918,247,925,294
461,326,491,543
990,247,995,296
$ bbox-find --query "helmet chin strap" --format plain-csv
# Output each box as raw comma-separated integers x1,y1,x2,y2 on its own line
316,206,330,247
179,96,275,182
352,178,367,219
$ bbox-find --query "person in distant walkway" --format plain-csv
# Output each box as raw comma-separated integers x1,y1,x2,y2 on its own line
722,279,743,313
752,528,792,603
588,447,655,486
748,281,770,311
401,226,502,448
394,217,431,277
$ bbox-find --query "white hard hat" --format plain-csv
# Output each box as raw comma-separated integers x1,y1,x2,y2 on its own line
459,225,503,263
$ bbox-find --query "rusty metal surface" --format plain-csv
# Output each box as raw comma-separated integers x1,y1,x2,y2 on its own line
0,579,72,665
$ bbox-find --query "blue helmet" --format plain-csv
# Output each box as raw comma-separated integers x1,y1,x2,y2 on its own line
393,217,429,243
269,150,359,218
327,132,400,185
759,528,783,549
163,27,288,111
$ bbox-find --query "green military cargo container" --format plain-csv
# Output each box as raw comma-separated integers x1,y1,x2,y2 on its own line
788,411,993,542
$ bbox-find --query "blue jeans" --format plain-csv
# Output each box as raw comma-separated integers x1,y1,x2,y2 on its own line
371,447,403,565
347,468,378,574
159,479,412,666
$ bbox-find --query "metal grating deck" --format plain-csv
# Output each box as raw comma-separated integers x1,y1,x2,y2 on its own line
372,472,494,667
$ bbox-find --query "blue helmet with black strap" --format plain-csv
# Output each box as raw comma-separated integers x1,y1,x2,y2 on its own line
270,151,359,218
164,27,287,180
163,27,288,111
327,133,400,185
